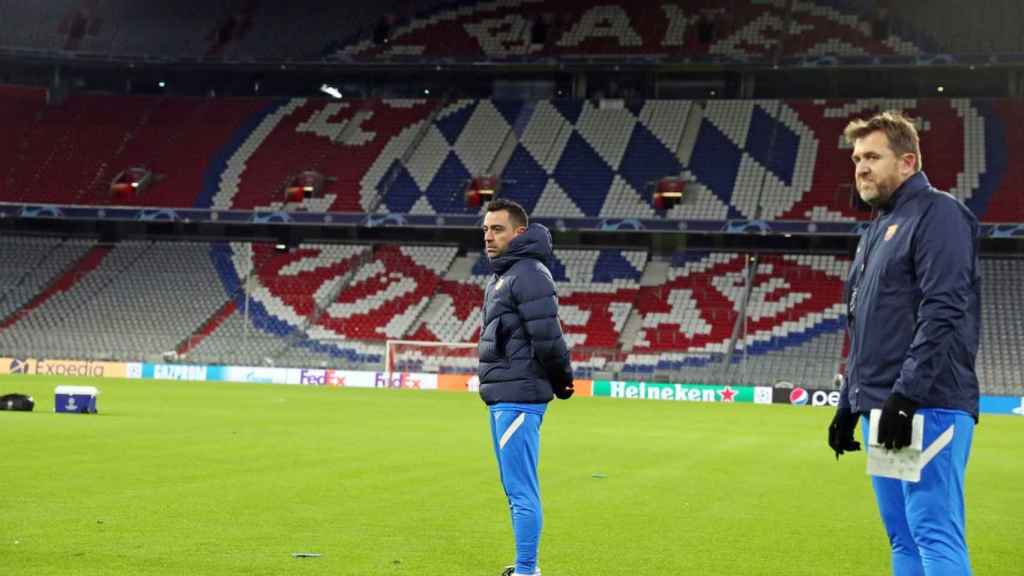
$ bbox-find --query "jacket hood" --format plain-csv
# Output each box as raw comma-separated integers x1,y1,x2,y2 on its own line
489,223,553,274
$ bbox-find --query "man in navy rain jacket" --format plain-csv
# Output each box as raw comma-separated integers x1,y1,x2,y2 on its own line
828,111,981,576
478,198,573,576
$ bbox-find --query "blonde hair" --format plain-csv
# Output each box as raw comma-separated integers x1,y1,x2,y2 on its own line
844,110,922,171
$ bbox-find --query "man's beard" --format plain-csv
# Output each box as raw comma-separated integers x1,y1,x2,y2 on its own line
859,175,898,208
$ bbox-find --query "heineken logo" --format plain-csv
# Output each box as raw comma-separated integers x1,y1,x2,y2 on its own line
594,381,751,403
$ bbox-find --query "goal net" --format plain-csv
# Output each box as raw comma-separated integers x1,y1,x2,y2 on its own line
384,340,478,375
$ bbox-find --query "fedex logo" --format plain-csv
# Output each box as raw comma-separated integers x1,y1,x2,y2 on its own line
298,369,346,387
374,372,423,389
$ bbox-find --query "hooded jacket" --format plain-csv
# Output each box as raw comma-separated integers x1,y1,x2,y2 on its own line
840,171,981,419
477,223,574,405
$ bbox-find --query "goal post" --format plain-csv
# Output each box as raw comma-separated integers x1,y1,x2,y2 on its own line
384,339,478,375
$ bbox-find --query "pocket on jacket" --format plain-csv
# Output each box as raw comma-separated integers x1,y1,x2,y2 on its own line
478,316,505,363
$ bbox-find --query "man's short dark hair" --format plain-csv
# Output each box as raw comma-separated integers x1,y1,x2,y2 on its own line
486,198,528,229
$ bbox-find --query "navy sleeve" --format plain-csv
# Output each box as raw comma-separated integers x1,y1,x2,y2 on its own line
894,197,978,404
838,369,851,412
839,320,851,411
512,263,574,387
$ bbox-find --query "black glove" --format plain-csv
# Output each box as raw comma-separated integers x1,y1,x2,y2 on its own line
877,392,918,450
553,375,574,399
554,383,574,399
548,362,574,399
828,406,861,459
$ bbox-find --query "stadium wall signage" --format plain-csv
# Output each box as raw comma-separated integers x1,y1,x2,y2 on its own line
1,357,1018,414
140,363,206,381
771,387,841,407
0,357,131,378
591,380,774,404
980,395,1024,416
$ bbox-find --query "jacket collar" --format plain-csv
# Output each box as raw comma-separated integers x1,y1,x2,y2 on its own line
880,170,930,214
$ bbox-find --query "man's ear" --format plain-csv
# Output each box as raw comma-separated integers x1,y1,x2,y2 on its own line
900,153,917,177
513,225,527,236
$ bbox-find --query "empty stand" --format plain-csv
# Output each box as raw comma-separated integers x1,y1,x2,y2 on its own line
0,236,94,322
0,241,230,361
0,0,78,52
0,85,48,199
23,0,1024,64
1,91,1021,224
624,251,850,387
210,98,441,213
310,244,457,340
405,247,647,379
977,259,1024,394
3,93,151,205
0,235,1017,394
333,0,924,61
185,310,288,367
0,91,270,208
96,96,271,207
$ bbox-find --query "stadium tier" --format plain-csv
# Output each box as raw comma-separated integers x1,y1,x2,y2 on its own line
622,252,848,385
2,90,1023,223
333,0,926,61
0,0,930,60
0,241,229,360
0,235,94,322
0,238,1020,393
0,0,449,59
0,86,269,207
405,248,648,374
207,98,444,213
977,258,1024,395
7,1,1024,61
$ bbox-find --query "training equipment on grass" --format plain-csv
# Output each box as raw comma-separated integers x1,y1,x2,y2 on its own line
54,385,99,414
0,393,34,411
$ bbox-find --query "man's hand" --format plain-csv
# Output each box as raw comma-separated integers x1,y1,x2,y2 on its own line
828,407,861,459
877,392,918,450
553,379,574,400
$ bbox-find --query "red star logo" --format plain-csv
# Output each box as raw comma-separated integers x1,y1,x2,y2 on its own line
719,386,737,402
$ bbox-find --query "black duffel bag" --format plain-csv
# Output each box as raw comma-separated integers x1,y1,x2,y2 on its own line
0,393,34,411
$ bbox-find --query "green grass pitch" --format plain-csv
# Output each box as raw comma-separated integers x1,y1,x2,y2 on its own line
1,374,1020,575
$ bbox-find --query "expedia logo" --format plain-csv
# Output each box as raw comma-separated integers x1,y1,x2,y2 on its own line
9,358,30,374
36,360,105,377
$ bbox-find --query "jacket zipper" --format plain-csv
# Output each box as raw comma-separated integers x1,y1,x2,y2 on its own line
848,216,884,401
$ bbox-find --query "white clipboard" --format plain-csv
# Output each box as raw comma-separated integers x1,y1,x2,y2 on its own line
866,409,955,482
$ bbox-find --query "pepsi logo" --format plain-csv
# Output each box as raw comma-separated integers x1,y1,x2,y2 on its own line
789,387,809,405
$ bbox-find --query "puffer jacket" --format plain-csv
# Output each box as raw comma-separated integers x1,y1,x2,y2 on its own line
477,224,574,405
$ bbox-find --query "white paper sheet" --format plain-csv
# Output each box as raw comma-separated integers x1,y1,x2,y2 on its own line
866,409,954,482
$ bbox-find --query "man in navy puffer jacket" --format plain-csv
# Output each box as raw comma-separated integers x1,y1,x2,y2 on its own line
478,198,573,576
